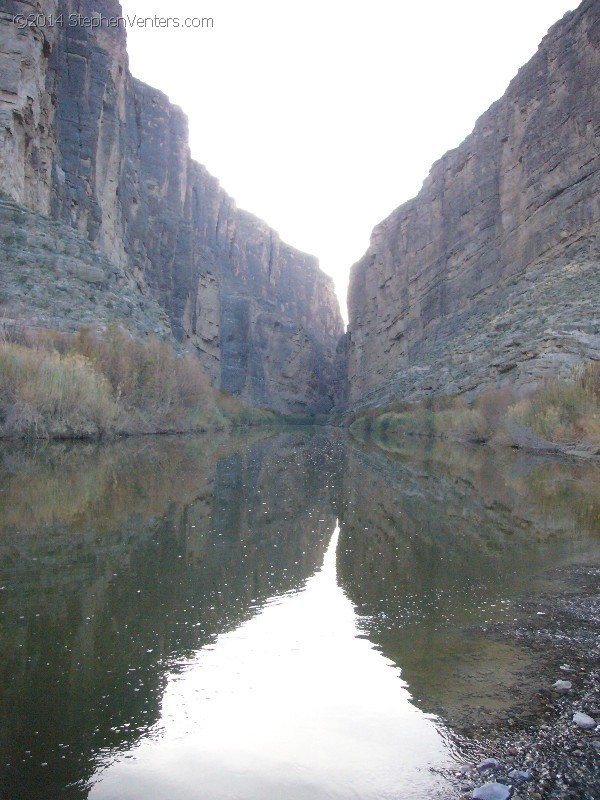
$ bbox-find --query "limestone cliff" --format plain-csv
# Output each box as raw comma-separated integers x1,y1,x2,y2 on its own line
0,0,343,413
346,0,600,409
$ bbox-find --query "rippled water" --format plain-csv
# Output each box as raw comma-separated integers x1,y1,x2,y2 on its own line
0,429,597,799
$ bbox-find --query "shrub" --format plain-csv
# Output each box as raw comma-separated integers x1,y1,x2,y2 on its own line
576,360,600,400
433,407,489,441
69,325,216,431
217,391,278,427
506,372,600,445
0,325,281,437
0,343,117,438
474,386,515,428
359,405,489,442
348,361,600,450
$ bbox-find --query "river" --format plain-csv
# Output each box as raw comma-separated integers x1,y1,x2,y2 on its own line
0,429,597,799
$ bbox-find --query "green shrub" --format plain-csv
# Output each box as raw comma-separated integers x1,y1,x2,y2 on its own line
217,391,278,427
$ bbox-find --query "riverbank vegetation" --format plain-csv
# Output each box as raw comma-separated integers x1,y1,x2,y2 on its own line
348,362,600,456
0,325,277,439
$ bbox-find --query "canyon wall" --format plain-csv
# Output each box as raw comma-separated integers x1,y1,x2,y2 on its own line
346,0,600,409
0,0,343,413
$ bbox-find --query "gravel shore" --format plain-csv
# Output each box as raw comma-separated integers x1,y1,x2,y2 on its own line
444,565,599,800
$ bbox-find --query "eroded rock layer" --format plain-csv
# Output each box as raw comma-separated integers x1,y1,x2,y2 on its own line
0,0,343,412
346,0,600,409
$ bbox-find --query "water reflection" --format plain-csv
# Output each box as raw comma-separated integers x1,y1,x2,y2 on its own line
0,430,597,799
91,527,451,799
0,433,336,799
338,434,600,728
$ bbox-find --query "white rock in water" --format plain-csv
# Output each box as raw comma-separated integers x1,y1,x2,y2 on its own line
552,680,572,692
472,783,511,800
573,712,596,729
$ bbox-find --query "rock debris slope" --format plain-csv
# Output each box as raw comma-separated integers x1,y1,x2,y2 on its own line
345,0,600,410
0,0,343,413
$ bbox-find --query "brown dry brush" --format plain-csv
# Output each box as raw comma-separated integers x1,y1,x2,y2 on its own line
0,324,220,438
349,362,600,451
506,362,600,446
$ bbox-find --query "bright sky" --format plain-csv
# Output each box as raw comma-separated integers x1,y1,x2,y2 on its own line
120,0,575,319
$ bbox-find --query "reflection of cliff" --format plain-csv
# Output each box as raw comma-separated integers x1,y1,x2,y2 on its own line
0,433,338,800
1,430,597,796
337,437,600,726
357,434,600,535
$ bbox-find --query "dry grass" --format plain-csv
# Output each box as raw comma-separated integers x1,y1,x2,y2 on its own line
354,405,490,442
349,362,600,453
576,359,600,399
70,325,219,432
0,343,117,438
505,363,600,446
0,324,285,438
0,326,222,438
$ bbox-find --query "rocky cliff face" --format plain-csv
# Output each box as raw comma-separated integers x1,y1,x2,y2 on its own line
0,0,343,413
346,0,600,409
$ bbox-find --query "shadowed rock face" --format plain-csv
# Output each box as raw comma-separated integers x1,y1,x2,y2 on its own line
0,0,343,412
346,0,600,409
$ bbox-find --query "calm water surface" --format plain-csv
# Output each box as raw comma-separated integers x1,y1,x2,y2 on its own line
0,429,597,799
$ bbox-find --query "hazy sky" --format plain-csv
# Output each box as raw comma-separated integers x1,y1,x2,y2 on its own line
120,0,575,319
